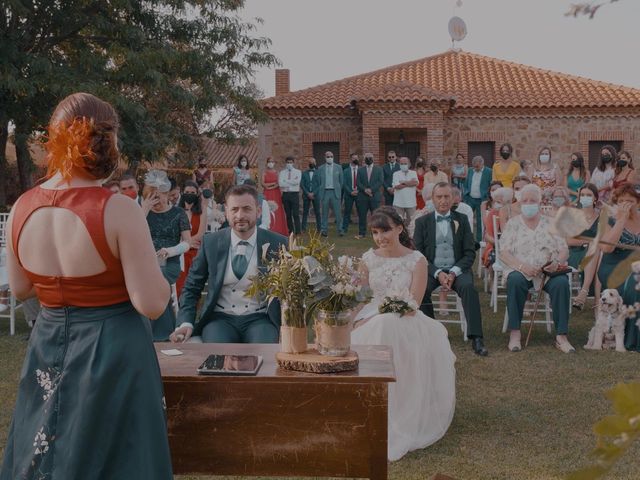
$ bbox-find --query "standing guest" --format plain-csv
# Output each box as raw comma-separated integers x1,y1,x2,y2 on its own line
168,177,181,206
172,185,288,343
176,181,208,297
261,156,288,236
119,173,141,202
565,152,590,202
356,153,383,239
532,146,562,204
392,157,419,224
318,151,344,237
242,179,271,229
142,169,191,341
415,158,426,209
193,156,213,188
278,156,302,235
451,153,468,194
464,155,493,241
203,188,226,233
492,142,521,188
382,150,400,206
104,180,120,194
233,154,252,186
498,184,572,353
567,183,600,310
414,182,489,356
301,157,321,233
408,183,437,237
342,153,360,234
0,92,172,479
424,158,449,185
499,176,531,230
613,150,637,189
451,185,474,236
591,145,617,204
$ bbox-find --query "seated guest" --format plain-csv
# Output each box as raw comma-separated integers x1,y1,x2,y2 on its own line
622,262,640,352
451,185,474,237
499,176,531,230
482,186,511,268
480,180,504,221
613,150,637,189
548,186,571,216
424,159,449,185
567,183,600,309
498,184,573,353
464,155,493,241
171,185,288,343
414,182,488,356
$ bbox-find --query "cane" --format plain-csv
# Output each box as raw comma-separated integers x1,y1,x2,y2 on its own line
524,274,549,348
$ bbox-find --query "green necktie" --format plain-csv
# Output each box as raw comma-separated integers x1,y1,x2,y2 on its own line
232,241,250,279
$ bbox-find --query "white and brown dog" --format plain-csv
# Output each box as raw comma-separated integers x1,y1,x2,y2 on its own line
584,289,626,352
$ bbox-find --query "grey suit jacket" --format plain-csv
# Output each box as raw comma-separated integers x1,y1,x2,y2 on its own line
177,227,288,336
317,163,343,200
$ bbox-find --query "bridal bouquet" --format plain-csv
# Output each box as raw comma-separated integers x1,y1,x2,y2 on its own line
378,295,419,317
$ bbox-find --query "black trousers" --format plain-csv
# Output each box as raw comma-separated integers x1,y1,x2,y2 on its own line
342,193,358,232
302,195,321,232
420,270,484,338
356,194,379,236
282,191,301,234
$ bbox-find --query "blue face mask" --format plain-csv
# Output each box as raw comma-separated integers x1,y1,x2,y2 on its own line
521,204,539,218
552,197,565,207
579,196,594,208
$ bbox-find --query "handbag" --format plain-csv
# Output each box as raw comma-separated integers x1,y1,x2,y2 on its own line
542,261,572,278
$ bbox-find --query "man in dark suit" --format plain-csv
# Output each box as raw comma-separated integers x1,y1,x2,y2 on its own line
464,155,493,241
172,184,288,343
342,153,360,234
301,158,321,232
318,151,344,236
355,153,383,239
382,150,400,206
414,182,488,356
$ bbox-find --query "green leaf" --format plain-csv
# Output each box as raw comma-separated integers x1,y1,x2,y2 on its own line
593,415,633,436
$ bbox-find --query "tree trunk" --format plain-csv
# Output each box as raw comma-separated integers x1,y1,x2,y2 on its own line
0,115,8,205
14,125,34,192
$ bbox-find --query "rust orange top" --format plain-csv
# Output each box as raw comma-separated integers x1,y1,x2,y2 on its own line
11,186,130,307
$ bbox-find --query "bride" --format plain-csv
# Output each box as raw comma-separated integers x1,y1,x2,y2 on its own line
352,206,456,461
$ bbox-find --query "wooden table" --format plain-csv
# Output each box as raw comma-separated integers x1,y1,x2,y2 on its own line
155,343,396,479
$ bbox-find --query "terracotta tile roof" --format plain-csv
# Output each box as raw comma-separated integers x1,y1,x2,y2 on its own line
200,137,258,169
261,50,640,110
356,81,455,104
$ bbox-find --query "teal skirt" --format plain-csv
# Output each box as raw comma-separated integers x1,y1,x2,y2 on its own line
622,277,640,352
0,302,173,479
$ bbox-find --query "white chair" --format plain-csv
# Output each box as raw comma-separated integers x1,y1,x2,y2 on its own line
0,244,22,336
501,288,553,334
0,212,9,248
431,287,468,341
490,214,506,313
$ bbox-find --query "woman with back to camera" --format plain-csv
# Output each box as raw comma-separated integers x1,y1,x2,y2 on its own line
0,92,172,479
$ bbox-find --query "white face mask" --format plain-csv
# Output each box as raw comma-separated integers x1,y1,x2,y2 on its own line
539,153,550,164
240,161,248,167
267,162,275,169
286,163,294,170
325,158,334,165
400,164,409,172
579,196,594,208
494,202,503,209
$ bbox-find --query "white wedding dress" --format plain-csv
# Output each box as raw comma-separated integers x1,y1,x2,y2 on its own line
352,249,456,461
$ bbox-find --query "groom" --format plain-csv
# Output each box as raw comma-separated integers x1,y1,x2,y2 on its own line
413,182,489,356
171,184,288,343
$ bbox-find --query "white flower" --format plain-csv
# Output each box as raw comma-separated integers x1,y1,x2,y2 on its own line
33,427,50,455
331,283,346,295
337,255,353,270
261,243,270,262
35,369,57,401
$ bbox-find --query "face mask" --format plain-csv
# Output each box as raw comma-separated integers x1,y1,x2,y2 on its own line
202,189,213,199
601,154,612,163
571,160,581,168
521,204,539,218
400,164,409,172
579,196,594,208
514,191,522,202
198,163,206,168
430,165,438,173
309,163,316,170
493,202,503,209
539,153,550,163
182,193,199,204
240,161,248,167
365,158,373,165
326,158,334,165
123,190,138,200
617,160,628,168
267,162,275,169
552,197,565,207
500,151,511,160
352,159,359,166
286,163,293,170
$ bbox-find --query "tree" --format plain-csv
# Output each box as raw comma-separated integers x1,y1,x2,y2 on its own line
565,0,621,18
0,0,277,196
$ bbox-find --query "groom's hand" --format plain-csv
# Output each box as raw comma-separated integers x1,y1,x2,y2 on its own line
170,326,193,343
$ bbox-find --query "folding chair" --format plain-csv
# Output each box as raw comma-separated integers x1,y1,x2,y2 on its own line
431,287,468,341
490,214,507,313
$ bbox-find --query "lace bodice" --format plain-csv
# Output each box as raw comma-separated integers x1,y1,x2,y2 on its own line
362,249,425,299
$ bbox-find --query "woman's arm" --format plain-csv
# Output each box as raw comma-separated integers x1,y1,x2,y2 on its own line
410,257,428,305
600,204,630,253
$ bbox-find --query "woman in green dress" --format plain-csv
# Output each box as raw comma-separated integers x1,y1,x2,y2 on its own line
565,152,590,203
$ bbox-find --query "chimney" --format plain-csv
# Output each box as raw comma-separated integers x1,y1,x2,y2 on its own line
275,69,290,96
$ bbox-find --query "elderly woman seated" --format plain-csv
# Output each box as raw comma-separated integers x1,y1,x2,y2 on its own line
498,184,574,353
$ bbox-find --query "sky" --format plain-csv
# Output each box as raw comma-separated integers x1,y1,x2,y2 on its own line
239,0,640,98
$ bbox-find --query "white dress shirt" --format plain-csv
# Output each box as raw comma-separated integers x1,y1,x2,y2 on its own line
278,167,302,192
325,163,335,189
469,169,483,199
348,165,358,191
392,170,418,208
433,210,462,279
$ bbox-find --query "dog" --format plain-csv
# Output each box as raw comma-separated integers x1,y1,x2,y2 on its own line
584,289,626,352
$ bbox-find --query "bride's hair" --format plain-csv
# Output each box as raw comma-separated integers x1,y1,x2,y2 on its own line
369,206,414,249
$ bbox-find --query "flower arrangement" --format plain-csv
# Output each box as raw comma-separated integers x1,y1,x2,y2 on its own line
378,295,419,317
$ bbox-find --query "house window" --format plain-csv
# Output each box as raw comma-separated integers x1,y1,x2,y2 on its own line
313,142,340,167
588,140,623,172
467,142,495,168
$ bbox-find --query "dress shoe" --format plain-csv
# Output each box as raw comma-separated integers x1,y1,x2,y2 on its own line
471,338,489,356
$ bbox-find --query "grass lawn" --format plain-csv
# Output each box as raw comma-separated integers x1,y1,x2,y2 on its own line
1,231,639,479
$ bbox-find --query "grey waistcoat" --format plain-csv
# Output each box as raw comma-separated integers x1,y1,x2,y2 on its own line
434,221,455,269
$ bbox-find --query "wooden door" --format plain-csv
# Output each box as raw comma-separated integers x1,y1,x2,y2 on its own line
313,142,340,167
467,141,495,168
588,141,623,172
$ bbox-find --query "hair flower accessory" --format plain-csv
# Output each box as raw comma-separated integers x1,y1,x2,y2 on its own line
144,169,171,192
45,118,96,182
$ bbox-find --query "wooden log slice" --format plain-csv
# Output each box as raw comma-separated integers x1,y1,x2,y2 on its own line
276,349,359,373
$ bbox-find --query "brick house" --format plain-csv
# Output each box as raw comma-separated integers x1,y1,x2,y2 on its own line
258,50,640,172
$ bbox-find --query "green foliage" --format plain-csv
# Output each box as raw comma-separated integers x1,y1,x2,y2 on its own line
567,382,640,480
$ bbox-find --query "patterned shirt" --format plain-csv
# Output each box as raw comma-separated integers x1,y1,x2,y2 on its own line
146,206,190,250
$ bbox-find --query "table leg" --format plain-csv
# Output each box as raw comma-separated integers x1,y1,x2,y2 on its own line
368,383,388,480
